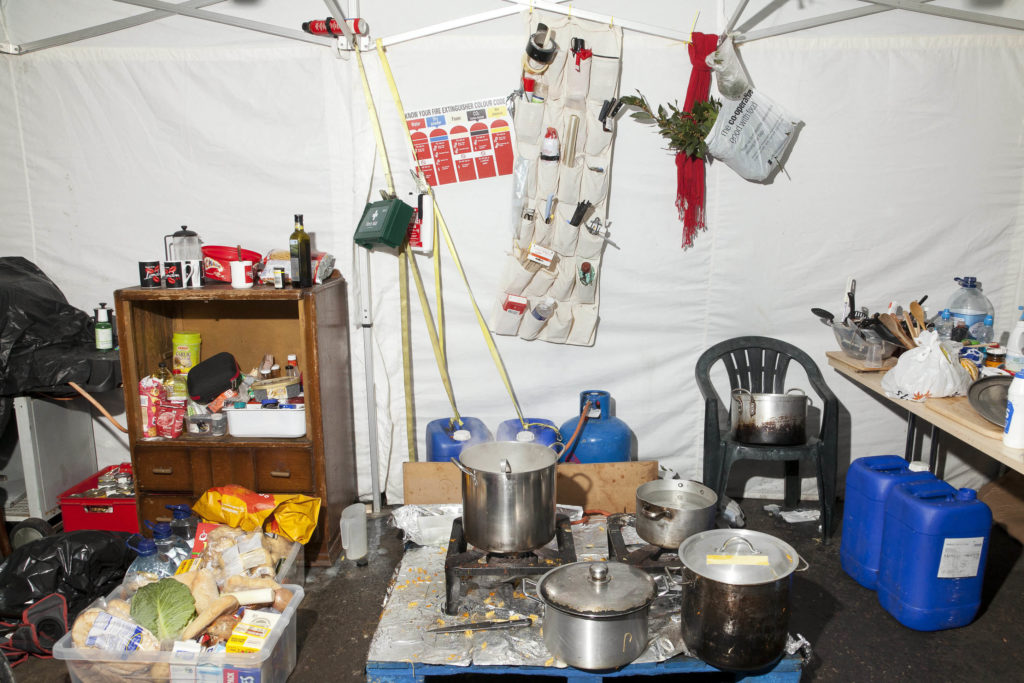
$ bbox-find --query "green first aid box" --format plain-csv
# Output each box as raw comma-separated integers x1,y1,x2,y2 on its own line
353,198,415,249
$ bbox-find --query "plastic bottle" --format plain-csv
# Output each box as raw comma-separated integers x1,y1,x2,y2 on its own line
1004,306,1024,374
1003,369,1024,449
155,362,174,390
124,536,176,591
935,309,953,341
948,277,994,336
974,315,994,344
94,304,113,351
286,354,300,379
145,521,191,571
531,297,556,322
166,504,199,545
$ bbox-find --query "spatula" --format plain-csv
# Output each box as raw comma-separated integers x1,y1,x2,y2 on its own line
880,313,915,348
910,301,927,331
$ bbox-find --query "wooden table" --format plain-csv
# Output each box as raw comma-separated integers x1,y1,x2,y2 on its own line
826,352,1024,477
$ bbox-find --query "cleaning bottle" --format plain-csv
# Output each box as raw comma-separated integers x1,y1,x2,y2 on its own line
145,521,191,571
1005,306,1024,374
1003,369,1024,449
166,504,200,545
947,277,994,337
94,304,113,351
123,535,175,591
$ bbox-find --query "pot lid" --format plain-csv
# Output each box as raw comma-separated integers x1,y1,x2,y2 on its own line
538,561,655,617
679,529,800,585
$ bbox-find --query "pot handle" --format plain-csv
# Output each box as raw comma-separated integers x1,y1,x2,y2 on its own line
795,552,810,572
500,459,512,477
732,388,755,417
450,458,476,481
716,535,759,555
520,578,544,605
640,503,668,521
786,387,814,409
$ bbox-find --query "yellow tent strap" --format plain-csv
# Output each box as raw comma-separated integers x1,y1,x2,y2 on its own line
353,42,460,456
375,39,526,428
398,246,418,461
433,212,445,359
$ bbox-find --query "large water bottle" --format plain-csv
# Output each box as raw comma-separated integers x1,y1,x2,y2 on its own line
947,277,994,338
166,504,199,546
124,536,176,591
145,521,191,571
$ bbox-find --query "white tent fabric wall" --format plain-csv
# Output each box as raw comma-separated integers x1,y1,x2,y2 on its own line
2,2,1023,507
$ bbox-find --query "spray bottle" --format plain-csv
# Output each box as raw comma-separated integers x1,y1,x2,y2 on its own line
1005,306,1024,374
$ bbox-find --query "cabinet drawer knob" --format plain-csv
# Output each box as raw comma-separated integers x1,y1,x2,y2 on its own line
152,467,173,475
270,470,291,478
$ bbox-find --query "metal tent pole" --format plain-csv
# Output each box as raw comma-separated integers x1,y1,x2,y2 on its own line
357,246,383,514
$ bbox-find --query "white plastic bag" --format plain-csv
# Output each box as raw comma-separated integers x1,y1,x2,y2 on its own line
706,35,751,100
881,330,971,401
705,88,800,181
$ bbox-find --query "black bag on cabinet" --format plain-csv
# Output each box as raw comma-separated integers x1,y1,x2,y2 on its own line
186,351,240,403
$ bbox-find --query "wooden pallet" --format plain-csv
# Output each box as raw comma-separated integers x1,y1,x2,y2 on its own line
366,654,803,682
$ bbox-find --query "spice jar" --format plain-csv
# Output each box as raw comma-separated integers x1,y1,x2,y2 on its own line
985,345,1006,368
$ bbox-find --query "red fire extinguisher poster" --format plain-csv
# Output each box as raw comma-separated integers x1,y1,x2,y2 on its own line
405,97,515,186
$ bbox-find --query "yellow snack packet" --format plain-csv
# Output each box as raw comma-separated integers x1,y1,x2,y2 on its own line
192,485,321,543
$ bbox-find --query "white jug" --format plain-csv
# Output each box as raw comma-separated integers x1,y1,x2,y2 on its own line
340,503,368,561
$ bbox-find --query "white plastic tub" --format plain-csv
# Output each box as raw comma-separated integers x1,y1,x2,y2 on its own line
53,584,304,682
224,403,306,438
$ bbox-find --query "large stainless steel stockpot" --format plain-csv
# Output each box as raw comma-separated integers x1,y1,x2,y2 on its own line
635,479,717,549
678,529,807,672
452,441,557,553
730,388,810,445
534,561,656,670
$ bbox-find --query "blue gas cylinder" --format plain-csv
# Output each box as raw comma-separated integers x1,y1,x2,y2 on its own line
840,455,935,589
877,479,992,631
425,417,492,462
496,418,561,449
558,390,631,463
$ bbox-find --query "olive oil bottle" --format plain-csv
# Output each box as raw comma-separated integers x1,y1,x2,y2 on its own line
289,214,312,288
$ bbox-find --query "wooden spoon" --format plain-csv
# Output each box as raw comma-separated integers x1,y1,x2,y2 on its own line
880,313,915,348
910,300,927,331
903,311,919,341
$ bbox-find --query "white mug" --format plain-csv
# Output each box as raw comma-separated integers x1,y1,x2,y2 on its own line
183,259,204,288
230,260,253,289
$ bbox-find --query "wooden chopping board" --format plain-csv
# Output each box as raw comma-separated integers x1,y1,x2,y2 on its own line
826,351,897,373
927,396,1003,438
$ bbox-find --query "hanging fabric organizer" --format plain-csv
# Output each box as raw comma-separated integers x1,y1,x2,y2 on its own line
490,12,623,346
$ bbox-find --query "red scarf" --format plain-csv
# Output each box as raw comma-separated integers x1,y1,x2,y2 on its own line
677,32,718,248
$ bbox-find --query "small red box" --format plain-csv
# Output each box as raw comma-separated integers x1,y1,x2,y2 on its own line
59,464,139,534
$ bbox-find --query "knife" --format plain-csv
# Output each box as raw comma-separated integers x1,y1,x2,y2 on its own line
843,278,856,322
428,619,533,634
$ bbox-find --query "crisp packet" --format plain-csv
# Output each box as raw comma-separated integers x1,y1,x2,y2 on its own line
192,485,321,544
138,376,165,438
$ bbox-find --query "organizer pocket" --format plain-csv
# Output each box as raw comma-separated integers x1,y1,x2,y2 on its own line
547,257,577,301
551,206,581,255
581,161,609,205
575,224,606,260
556,162,584,206
515,213,538,251
571,257,599,304
514,100,545,142
565,52,592,111
522,265,557,298
567,304,599,346
587,56,620,105
518,300,551,341
539,305,573,344
501,257,539,296
583,101,613,157
489,298,525,336
536,159,560,198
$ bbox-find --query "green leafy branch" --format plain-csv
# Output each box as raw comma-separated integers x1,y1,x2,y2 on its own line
619,91,721,160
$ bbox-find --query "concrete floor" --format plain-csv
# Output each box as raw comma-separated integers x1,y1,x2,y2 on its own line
12,499,1024,682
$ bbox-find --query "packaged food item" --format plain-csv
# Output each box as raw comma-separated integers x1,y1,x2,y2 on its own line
260,249,335,285
155,402,187,439
192,485,321,544
138,376,165,438
225,609,282,653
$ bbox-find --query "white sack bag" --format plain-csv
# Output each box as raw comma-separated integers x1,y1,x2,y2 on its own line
881,330,971,401
705,88,800,181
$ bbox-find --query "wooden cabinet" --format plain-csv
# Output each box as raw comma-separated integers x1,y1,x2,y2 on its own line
115,275,357,566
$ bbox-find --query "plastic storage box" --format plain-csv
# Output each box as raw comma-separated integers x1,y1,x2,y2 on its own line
53,584,304,682
224,403,306,438
59,464,140,534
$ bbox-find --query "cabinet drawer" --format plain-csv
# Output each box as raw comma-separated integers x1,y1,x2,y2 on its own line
136,449,192,491
139,493,196,528
254,448,313,493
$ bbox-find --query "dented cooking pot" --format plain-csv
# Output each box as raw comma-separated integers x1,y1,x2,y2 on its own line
730,388,810,446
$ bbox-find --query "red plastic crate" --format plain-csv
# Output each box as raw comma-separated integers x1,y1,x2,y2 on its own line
59,464,139,534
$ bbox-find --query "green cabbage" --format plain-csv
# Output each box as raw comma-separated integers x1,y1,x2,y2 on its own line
129,578,196,641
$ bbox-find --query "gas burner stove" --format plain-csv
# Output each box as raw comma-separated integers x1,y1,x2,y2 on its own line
606,513,683,573
443,514,576,615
